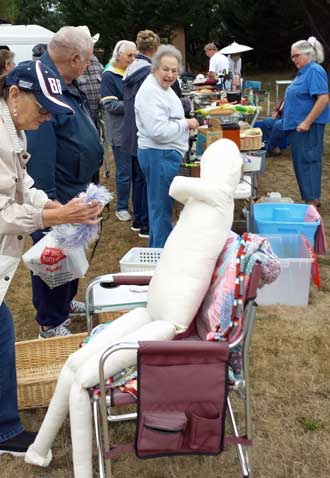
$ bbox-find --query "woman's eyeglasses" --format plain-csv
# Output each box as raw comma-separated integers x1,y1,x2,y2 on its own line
291,53,302,60
35,99,50,115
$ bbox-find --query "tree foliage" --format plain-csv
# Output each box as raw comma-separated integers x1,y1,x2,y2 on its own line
5,0,322,71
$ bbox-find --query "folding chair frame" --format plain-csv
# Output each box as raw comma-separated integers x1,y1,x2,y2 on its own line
89,264,261,478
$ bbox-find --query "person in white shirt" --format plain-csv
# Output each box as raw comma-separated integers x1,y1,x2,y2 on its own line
135,45,198,247
204,42,229,78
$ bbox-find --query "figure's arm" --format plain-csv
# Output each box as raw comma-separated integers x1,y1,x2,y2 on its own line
169,176,232,209
135,95,188,143
296,94,328,132
26,121,57,200
101,72,124,115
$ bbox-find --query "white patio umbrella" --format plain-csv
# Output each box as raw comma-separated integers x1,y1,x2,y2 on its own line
219,41,253,54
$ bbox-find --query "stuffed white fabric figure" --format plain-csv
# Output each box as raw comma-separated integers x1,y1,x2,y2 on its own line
25,138,242,477
147,139,242,331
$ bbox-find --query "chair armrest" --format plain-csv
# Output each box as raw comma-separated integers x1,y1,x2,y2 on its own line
85,273,152,334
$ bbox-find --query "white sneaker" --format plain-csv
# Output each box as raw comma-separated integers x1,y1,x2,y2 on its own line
39,323,71,339
69,299,86,316
115,210,132,221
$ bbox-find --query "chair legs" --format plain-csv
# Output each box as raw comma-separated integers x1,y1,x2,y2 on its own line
227,396,252,478
92,396,107,478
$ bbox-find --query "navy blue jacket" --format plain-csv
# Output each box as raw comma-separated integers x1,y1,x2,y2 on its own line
26,52,103,204
121,64,151,156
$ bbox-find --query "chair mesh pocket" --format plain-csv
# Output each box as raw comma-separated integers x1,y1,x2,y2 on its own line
138,411,187,453
189,412,222,451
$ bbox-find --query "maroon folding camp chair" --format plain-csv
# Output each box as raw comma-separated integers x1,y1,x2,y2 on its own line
87,260,261,478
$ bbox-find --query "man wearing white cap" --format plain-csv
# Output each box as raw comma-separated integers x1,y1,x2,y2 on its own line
76,26,103,130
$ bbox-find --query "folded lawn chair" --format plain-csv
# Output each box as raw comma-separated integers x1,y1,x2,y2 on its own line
88,232,279,478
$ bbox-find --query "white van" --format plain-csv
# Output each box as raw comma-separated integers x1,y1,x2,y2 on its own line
0,24,54,63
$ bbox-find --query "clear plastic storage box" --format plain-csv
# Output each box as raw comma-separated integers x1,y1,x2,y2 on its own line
120,247,163,272
254,203,320,248
257,234,313,306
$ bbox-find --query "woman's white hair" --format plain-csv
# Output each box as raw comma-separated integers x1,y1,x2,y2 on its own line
291,36,325,64
151,44,183,73
48,26,94,61
110,40,136,64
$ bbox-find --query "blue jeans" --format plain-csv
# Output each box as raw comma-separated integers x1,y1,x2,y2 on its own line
138,148,182,248
31,229,79,328
287,124,325,201
113,146,149,225
255,118,287,151
0,302,23,442
112,146,132,211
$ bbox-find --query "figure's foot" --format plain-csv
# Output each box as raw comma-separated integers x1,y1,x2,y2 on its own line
267,146,281,156
138,227,150,239
39,322,71,339
69,299,86,317
131,220,143,232
25,442,53,467
0,431,37,457
115,210,132,221
306,199,321,208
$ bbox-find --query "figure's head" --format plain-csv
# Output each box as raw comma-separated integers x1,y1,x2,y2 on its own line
152,44,183,89
291,36,324,69
76,25,100,44
0,49,15,75
136,30,160,57
32,43,48,61
48,26,94,83
2,60,73,131
110,40,137,69
201,139,242,195
204,42,218,58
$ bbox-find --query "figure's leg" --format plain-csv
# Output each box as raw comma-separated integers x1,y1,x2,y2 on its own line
69,320,176,478
112,146,132,213
31,229,78,333
268,119,286,151
76,320,177,388
69,383,93,478
132,155,149,228
0,303,23,443
288,125,324,201
25,308,151,467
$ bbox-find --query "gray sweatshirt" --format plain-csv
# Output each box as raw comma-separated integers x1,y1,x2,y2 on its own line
134,74,189,157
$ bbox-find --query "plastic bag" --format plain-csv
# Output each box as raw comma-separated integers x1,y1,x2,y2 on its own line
22,230,89,289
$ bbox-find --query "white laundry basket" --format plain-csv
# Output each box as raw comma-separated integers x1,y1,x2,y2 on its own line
119,247,163,272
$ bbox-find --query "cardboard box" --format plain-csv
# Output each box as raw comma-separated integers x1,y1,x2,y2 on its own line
196,126,223,155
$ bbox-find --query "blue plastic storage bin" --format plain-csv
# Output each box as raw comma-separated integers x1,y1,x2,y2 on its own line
253,203,319,247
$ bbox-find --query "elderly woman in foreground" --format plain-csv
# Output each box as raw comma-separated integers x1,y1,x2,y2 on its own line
135,44,199,247
282,37,330,207
0,60,103,457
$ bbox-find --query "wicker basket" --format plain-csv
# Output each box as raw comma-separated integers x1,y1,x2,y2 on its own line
240,128,262,151
16,333,87,409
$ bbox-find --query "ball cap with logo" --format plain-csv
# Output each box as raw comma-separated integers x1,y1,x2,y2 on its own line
5,60,74,115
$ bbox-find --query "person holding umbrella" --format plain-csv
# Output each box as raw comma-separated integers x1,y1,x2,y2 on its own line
219,41,253,90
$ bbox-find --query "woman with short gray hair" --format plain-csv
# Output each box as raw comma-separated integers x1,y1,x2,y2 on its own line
101,40,137,222
135,45,198,247
282,36,329,207
151,44,183,73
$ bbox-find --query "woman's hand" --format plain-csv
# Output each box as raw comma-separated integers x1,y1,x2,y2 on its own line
44,199,62,209
296,94,328,133
42,198,104,227
296,120,311,132
186,118,199,130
